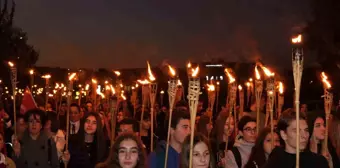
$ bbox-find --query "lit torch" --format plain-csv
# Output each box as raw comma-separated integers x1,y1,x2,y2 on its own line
29,69,34,91
66,73,77,150
42,74,52,111
277,82,284,118
91,78,98,112
254,65,263,134
8,62,18,136
238,85,244,119
147,61,157,152
207,84,216,122
321,72,332,156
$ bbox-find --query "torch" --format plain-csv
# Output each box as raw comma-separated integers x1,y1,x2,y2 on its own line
8,62,18,135
277,82,284,118
225,68,237,152
109,85,117,145
292,34,303,168
42,74,52,111
246,81,251,107
254,66,263,134
137,79,150,135
29,69,34,91
187,66,200,168
238,85,244,119
207,84,216,122
91,78,98,112
321,72,332,156
146,62,157,152
164,65,178,168
176,79,183,104
66,73,76,150
131,85,138,118
215,81,220,117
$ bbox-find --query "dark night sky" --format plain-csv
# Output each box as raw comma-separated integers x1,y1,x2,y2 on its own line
14,0,311,69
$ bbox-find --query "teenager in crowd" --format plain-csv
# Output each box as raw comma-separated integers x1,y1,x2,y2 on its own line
96,133,147,168
68,112,107,168
197,115,213,139
307,111,340,168
225,116,257,168
180,132,215,168
140,113,151,153
263,109,329,168
0,132,15,168
149,108,191,168
244,127,280,168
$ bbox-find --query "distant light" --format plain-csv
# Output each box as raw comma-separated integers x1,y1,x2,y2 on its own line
205,64,223,67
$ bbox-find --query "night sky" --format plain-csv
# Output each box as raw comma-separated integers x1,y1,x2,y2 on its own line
14,0,311,69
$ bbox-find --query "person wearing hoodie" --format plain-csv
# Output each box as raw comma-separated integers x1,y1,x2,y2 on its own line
225,116,257,168
148,108,191,168
263,109,329,168
306,111,340,168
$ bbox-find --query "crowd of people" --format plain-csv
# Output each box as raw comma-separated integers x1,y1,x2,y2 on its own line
0,96,339,168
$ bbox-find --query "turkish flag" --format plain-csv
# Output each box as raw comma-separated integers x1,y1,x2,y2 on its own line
20,87,37,114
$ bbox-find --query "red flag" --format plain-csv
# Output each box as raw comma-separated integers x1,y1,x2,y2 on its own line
20,87,37,114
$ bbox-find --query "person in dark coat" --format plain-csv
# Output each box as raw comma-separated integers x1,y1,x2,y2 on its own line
263,109,329,168
306,111,340,168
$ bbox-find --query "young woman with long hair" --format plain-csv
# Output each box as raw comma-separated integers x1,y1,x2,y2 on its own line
244,127,280,168
180,133,215,168
96,133,147,168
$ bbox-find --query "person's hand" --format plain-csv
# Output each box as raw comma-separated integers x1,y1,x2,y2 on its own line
61,150,71,163
12,135,21,157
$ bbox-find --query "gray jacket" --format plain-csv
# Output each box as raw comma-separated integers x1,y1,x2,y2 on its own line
13,131,59,168
225,139,254,168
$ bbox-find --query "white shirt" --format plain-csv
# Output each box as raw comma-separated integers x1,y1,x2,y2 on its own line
70,121,80,134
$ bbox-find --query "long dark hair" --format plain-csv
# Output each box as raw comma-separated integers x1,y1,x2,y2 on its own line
96,133,146,168
244,127,276,168
180,133,215,168
78,112,107,162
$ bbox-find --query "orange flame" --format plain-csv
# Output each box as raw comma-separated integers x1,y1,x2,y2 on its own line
135,83,139,88
55,83,60,89
279,82,284,94
110,84,115,95
121,93,126,100
246,82,250,87
292,34,302,44
224,69,235,84
137,79,150,85
321,72,331,89
207,84,215,91
168,65,176,77
105,81,108,84
260,66,275,77
105,85,110,90
29,69,34,75
191,66,199,77
249,78,253,82
177,79,182,86
147,61,156,81
114,71,121,76
8,62,14,67
187,62,192,68
160,90,165,94
85,84,90,91
92,79,97,84
42,74,51,79
68,73,76,81
238,85,243,91
255,66,261,80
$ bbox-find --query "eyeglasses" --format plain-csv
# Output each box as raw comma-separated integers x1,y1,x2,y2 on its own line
243,127,256,133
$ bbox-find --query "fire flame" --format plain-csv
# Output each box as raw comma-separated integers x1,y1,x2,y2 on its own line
321,72,331,89
92,79,97,84
110,84,115,95
29,69,34,75
160,90,165,94
168,65,176,77
55,83,59,89
8,62,14,67
291,34,302,44
238,85,243,91
105,85,110,90
246,82,250,87
42,74,51,79
207,84,215,91
255,66,261,80
191,66,199,77
147,61,156,81
279,82,284,94
96,85,105,98
260,66,275,77
224,69,235,84
121,93,126,100
135,83,139,88
114,71,121,76
249,78,253,82
85,84,90,91
177,79,182,86
187,62,192,68
137,79,150,85
68,73,76,81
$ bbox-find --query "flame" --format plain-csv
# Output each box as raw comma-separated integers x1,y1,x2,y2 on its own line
255,65,261,80
96,85,105,98
191,66,199,77
160,90,165,94
177,79,182,86
68,73,76,81
279,82,284,94
137,79,150,85
8,62,14,67
110,84,115,95
105,85,110,90
92,79,97,84
217,81,220,85
114,71,121,76
187,62,192,68
168,65,176,77
29,69,34,75
268,91,274,95
249,78,253,82
55,83,59,89
238,85,243,91
105,81,108,84
207,84,215,91
260,66,275,77
321,72,331,89
120,84,124,88
132,86,135,90
224,69,235,84
135,83,139,88
42,74,51,79
78,84,82,88
147,61,156,81
246,82,250,87
291,34,302,44
85,84,90,91
121,93,126,100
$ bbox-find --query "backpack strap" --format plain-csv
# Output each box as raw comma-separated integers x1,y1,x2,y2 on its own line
47,138,52,166
231,147,242,168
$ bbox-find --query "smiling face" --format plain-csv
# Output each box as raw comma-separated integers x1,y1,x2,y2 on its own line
84,115,97,135
192,142,210,168
118,139,139,168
